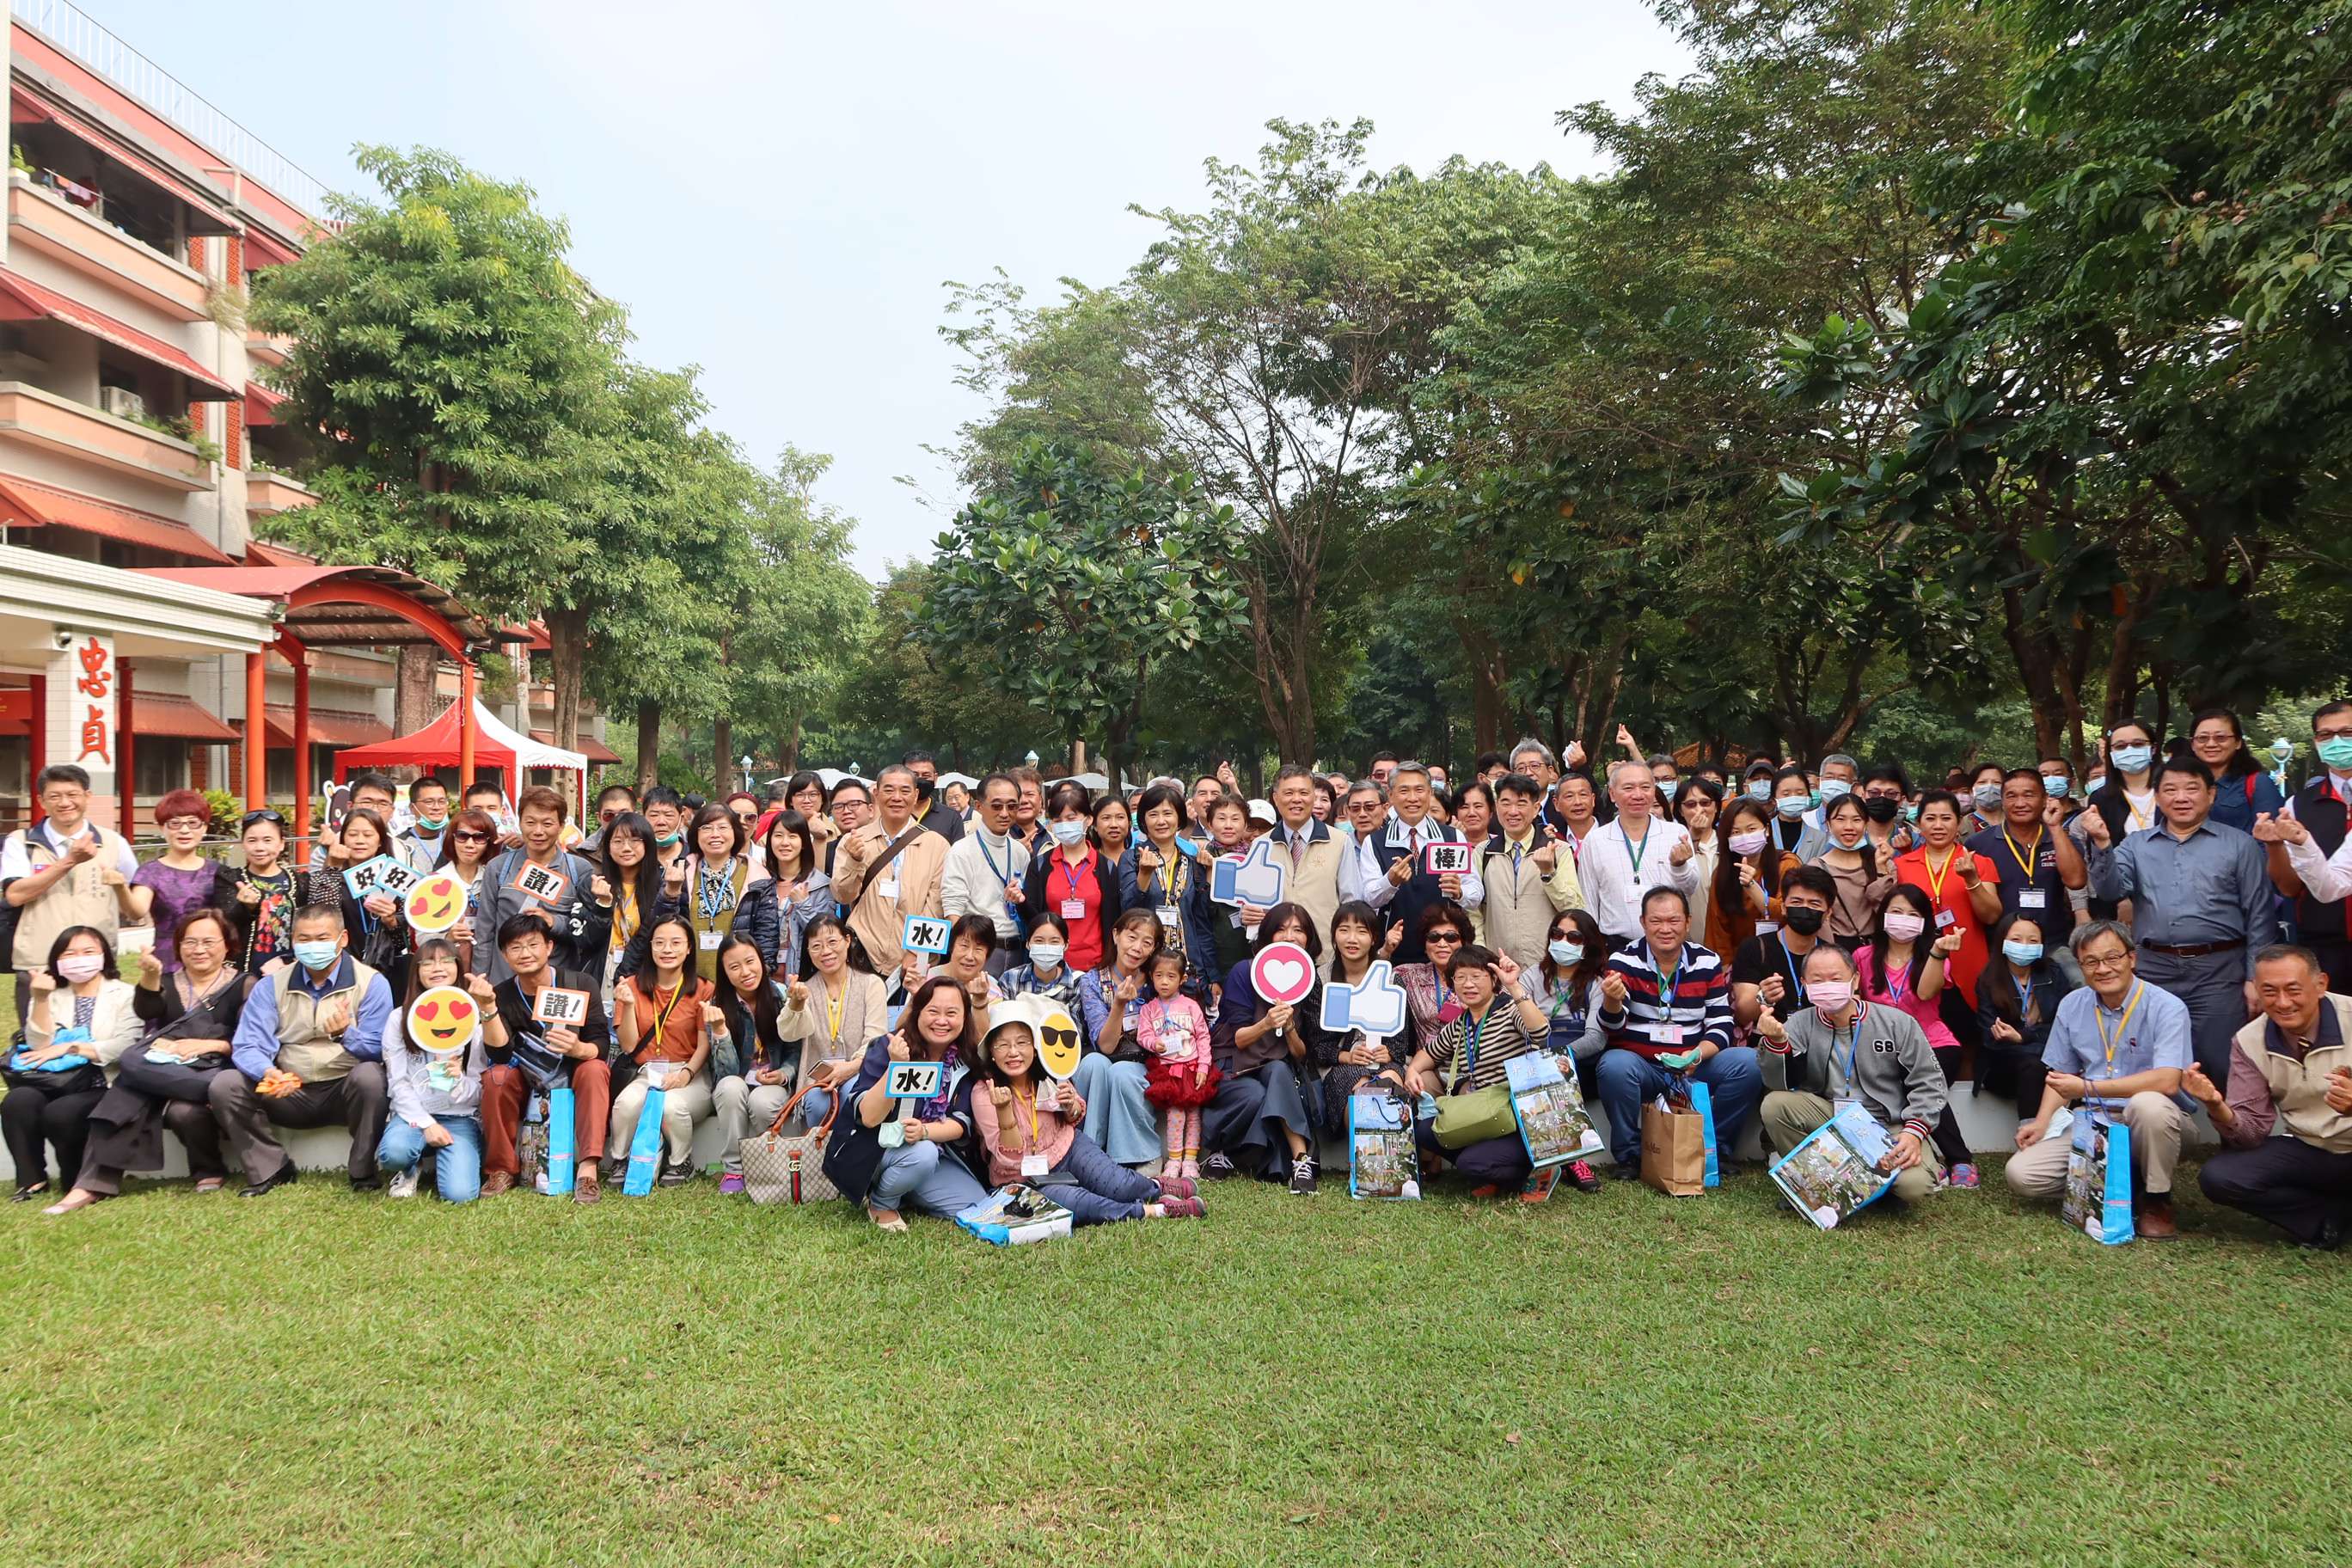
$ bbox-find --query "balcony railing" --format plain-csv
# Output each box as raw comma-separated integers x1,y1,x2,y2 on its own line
9,0,328,218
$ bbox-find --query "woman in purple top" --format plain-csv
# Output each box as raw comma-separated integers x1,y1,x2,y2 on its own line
126,788,236,973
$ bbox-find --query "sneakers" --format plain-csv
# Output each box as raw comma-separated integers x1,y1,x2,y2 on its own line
1158,1195,1205,1219
1288,1154,1319,1195
1156,1173,1197,1201
1565,1160,1602,1195
1607,1160,1641,1182
1947,1161,1980,1190
719,1173,745,1196
1202,1152,1240,1180
480,1170,517,1197
658,1160,695,1187
388,1167,421,1200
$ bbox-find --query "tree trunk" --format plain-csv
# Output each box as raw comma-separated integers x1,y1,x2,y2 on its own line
635,701,661,793
714,716,734,790
393,646,439,777
543,607,589,750
780,715,802,775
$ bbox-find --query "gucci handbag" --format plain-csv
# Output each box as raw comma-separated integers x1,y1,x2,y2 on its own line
740,1082,841,1205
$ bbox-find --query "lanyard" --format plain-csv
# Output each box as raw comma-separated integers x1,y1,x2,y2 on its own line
2094,983,2144,1072
1654,948,1681,1009
977,833,1014,890
821,976,846,1046
1461,1009,1489,1079
1055,853,1090,905
2124,792,2152,830
1624,823,1653,881
2017,977,2036,1024
2000,825,2043,879
1780,940,1808,1007
1921,848,1957,904
1013,1083,1042,1152
645,979,690,1058
1834,1018,1860,1093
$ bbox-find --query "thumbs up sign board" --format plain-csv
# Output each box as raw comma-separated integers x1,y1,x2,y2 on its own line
1211,837,1290,909
1320,959,1406,1038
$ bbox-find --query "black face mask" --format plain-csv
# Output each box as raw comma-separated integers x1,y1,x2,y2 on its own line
1782,905,1826,936
1862,796,1902,824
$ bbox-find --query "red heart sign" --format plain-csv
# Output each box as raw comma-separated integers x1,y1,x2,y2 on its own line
450,999,473,1020
416,1001,441,1021
410,893,430,915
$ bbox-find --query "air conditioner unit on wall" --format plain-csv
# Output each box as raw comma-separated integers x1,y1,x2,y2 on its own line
98,385,145,420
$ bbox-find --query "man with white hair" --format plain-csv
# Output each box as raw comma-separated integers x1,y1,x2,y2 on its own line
1580,760,1702,946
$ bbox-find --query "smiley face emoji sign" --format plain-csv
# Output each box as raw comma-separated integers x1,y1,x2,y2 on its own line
407,985,479,1055
405,872,469,935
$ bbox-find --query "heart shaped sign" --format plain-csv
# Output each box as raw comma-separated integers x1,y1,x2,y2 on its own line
405,871,469,935
406,984,477,1055
1250,941,1316,1006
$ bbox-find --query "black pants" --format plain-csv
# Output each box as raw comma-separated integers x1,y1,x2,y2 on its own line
3,1080,104,1191
2199,1137,2352,1245
209,1063,389,1185
1928,1044,1974,1167
1973,1046,2049,1129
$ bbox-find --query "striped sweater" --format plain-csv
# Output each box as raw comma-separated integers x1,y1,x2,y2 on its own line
1598,940,1734,1060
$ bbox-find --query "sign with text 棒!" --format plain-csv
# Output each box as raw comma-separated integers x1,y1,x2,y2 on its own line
902,914,952,956
883,1058,946,1099
1249,941,1316,1006
1420,841,1473,877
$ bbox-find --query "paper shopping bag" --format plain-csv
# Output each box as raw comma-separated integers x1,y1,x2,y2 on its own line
1640,1091,1708,1197
623,1087,666,1197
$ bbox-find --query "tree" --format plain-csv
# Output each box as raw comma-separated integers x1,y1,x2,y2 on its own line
920,440,1247,786
727,449,873,774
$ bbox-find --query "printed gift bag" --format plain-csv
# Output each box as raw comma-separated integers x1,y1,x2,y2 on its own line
1347,1091,1420,1200
2061,1108,2135,1246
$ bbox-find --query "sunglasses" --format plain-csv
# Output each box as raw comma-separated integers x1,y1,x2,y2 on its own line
1042,1024,1080,1053
453,830,491,843
242,810,286,828
1426,931,1463,945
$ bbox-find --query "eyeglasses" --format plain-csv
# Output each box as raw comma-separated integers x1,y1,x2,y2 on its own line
2079,952,2134,973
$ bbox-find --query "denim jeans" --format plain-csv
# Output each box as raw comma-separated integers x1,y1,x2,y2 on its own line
1593,1045,1762,1168
1049,1130,1161,1225
869,1138,989,1217
377,1115,485,1203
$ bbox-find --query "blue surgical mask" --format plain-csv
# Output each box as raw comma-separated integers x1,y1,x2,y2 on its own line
1818,779,1852,802
293,939,340,972
415,814,447,834
1049,819,1087,848
2317,736,2352,769
1971,784,2002,811
1807,790,1822,809
1745,780,1772,802
2110,744,2153,774
1548,940,1583,966
1775,796,1807,820
1902,804,1920,822
2002,940,2043,966
2042,775,2070,799
1026,943,1066,971
1658,780,1679,801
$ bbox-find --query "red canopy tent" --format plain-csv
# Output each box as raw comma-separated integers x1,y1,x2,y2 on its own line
330,699,589,821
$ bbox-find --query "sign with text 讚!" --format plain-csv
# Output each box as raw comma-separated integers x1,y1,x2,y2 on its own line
883,1059,945,1100
530,987,592,1028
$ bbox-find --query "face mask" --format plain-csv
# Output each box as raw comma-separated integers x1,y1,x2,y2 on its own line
1026,943,1066,971
655,830,682,848
1883,911,1926,942
56,952,105,984
1819,779,1852,802
2042,775,2070,799
2317,737,2352,769
2111,744,2153,775
1727,829,1768,856
1782,905,1825,937
1775,796,1807,820
293,939,341,971
1903,804,1921,822
1808,978,1854,1014
1807,790,1822,809
2002,940,2043,965
1862,797,1901,824
1971,784,2002,810
1745,781,1772,802
1049,819,1087,848
1832,830,1865,850
1547,940,1583,966
1658,780,1678,801
416,814,447,834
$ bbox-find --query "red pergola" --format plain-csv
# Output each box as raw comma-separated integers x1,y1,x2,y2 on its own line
136,565,498,839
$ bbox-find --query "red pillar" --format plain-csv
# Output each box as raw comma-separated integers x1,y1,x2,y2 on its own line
117,658,134,835
27,671,44,829
244,651,267,810
291,641,313,842
458,658,477,787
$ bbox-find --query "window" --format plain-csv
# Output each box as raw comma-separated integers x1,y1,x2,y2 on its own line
133,738,187,798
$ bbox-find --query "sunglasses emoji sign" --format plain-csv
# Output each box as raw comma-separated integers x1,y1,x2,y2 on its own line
405,871,469,935
406,985,479,1055
1037,1008,1083,1081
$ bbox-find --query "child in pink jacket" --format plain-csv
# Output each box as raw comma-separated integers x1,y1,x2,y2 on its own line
1137,951,1218,1180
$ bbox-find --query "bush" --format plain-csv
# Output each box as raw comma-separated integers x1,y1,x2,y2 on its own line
202,788,242,836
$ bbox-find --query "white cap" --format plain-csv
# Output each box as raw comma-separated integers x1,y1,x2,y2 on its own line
1246,797,1277,824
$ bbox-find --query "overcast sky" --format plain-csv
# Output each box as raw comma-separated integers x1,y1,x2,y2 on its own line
92,0,1688,579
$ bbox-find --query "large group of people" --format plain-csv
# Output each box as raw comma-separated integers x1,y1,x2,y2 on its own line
4,699,2349,1251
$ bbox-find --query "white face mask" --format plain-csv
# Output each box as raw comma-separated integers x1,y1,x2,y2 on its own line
1026,943,1066,971
1049,819,1087,848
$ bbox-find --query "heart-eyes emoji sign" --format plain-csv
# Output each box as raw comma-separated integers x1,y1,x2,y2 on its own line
405,872,469,935
406,985,479,1054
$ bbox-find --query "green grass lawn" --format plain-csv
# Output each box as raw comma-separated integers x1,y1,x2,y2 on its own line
2,1157,2343,1568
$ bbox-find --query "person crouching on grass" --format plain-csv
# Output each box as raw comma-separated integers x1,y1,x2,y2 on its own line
974,992,1202,1222
377,938,502,1202
1402,941,1557,1202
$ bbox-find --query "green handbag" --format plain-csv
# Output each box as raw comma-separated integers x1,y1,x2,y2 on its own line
1430,1082,1516,1148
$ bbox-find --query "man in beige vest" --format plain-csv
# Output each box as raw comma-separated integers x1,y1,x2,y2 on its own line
2187,944,2352,1248
2,764,139,1039
216,903,394,1195
831,764,947,994
1266,765,1344,950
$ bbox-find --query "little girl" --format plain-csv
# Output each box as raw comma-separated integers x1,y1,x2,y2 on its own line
976,995,1203,1222
1136,950,1218,1180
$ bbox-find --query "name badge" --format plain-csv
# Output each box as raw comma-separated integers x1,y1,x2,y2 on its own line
877,871,898,899
1060,898,1087,919
699,929,723,950
2018,889,2048,910
1020,1152,1050,1179
1155,906,1181,932
1655,1024,1685,1045
1934,908,1957,929
1755,919,1779,936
